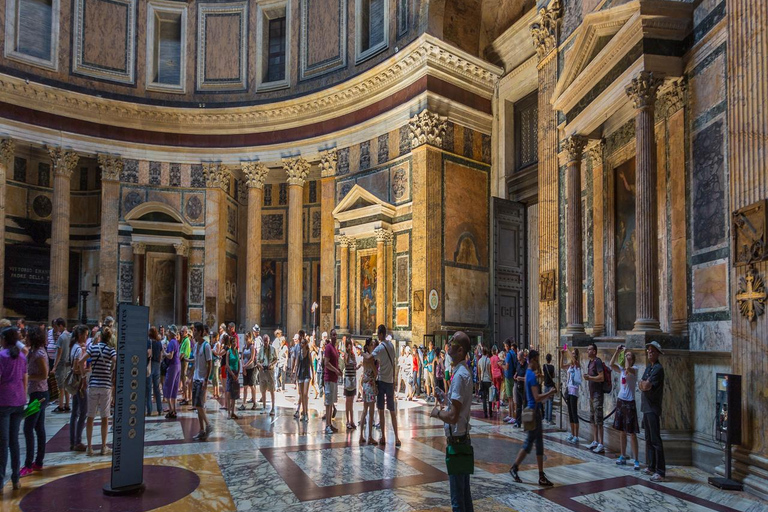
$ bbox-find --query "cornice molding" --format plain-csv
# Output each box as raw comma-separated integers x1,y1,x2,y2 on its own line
0,34,501,136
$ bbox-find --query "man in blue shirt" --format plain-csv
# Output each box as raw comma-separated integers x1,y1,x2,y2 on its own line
424,341,436,402
501,339,518,425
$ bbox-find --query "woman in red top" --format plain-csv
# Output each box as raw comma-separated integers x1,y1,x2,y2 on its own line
490,346,503,414
409,351,420,400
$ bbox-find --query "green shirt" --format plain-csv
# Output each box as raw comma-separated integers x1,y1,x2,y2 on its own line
180,337,191,360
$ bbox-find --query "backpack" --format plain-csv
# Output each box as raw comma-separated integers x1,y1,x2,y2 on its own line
601,359,612,394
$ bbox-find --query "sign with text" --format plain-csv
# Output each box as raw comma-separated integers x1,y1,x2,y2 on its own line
109,304,149,493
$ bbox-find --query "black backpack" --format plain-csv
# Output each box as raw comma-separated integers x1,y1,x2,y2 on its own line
600,359,612,394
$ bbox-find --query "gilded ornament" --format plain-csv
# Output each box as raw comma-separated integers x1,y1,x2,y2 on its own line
736,265,766,322
529,1,561,59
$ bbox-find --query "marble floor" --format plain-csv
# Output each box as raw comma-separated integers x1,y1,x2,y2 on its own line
2,387,767,512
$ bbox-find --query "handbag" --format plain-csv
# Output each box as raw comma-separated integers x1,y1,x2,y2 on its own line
521,407,537,431
62,367,82,395
445,423,474,475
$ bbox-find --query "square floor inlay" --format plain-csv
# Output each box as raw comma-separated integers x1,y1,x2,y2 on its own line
573,484,720,512
286,446,422,487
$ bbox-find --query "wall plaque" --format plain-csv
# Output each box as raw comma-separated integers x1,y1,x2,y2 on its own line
413,290,424,312
733,200,767,266
540,270,556,302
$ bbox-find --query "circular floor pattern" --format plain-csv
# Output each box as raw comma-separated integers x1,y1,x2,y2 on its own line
20,465,200,512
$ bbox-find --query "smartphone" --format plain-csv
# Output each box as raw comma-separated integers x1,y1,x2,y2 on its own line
434,386,446,405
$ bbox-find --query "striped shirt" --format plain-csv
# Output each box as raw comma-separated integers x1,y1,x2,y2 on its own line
87,342,116,389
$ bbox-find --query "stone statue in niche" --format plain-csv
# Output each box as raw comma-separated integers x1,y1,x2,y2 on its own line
732,200,766,266
736,264,766,322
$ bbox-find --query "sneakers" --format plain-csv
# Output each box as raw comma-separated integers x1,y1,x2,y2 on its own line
509,465,522,483
502,416,511,422
616,456,627,465
294,411,300,419
566,434,574,442
192,431,207,441
538,473,554,487
586,441,598,450
642,468,653,475
86,446,94,456
31,463,43,471
19,467,34,478
634,460,641,470
324,426,334,435
592,443,605,454
205,424,213,436
101,446,112,456
568,436,580,444
650,473,666,482
269,408,275,417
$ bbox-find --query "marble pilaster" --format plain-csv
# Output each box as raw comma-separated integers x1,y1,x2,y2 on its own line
564,135,588,335
203,163,230,325
174,242,188,325
348,238,357,333
530,0,562,356
242,161,269,329
625,71,663,335
284,157,310,337
0,139,14,317
319,149,337,333
47,147,79,321
589,142,605,337
132,241,146,305
374,228,391,328
97,154,123,319
338,236,349,331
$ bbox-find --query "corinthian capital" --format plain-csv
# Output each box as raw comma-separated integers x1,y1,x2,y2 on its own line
375,228,393,244
242,161,270,189
563,135,588,163
656,79,687,118
173,241,189,257
320,149,338,178
625,71,664,110
587,140,605,165
131,242,146,255
409,110,447,149
530,0,561,60
336,235,350,247
0,139,15,164
283,157,310,186
203,162,230,190
97,154,123,182
47,147,79,178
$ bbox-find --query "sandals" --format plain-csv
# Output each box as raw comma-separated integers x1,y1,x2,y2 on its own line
368,438,378,446
230,413,239,420
237,405,246,411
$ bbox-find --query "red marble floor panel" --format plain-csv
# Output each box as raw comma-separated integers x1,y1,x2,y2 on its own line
260,441,448,501
535,476,743,512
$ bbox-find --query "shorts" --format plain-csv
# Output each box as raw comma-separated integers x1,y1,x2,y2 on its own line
55,370,68,394
344,387,357,397
590,394,604,426
243,367,256,386
192,379,206,408
522,417,544,456
376,381,396,412
226,376,240,399
259,368,275,392
87,387,112,418
613,398,639,434
297,378,311,384
504,378,515,400
323,381,338,405
425,370,435,388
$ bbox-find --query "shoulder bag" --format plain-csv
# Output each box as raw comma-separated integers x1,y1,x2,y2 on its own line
445,421,474,475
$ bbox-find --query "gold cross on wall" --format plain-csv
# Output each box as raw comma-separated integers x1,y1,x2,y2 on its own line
736,265,767,322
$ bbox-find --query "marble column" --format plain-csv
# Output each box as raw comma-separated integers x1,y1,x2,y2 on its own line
242,161,269,329
626,71,663,334
132,242,146,305
47,147,79,321
97,154,123,319
0,139,14,317
203,163,230,325
174,242,188,325
284,157,310,337
589,141,606,337
348,239,357,333
374,228,390,328
338,236,350,331
319,149,337,333
530,0,562,355
564,135,588,335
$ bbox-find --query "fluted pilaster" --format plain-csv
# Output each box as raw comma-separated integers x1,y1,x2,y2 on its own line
97,154,123,318
564,135,588,334
48,147,79,320
0,139,14,317
338,236,350,331
284,157,310,336
243,161,270,328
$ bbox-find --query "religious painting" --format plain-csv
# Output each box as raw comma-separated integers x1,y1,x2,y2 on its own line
359,254,377,335
693,260,729,313
261,260,277,327
615,158,636,331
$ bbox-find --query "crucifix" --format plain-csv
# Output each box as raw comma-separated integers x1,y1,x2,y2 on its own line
736,265,766,322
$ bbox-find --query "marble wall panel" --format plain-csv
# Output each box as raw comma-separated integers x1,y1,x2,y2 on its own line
390,162,410,204
189,267,204,305
70,193,99,225
692,356,731,440
692,259,729,313
689,51,726,122
691,120,727,252
184,193,205,225
262,211,286,244
73,0,136,83
5,184,27,217
444,266,488,326
189,248,204,266
300,0,346,79
396,233,409,253
197,2,248,91
146,189,182,214
443,160,489,267
355,169,389,203
689,320,733,352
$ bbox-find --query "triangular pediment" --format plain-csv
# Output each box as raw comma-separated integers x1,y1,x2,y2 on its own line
332,184,396,222
552,0,692,115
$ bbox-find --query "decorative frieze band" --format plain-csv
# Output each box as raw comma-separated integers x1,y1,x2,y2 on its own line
47,147,80,178
626,71,664,110
283,157,310,186
409,110,448,149
530,0,562,60
97,154,123,182
242,161,270,189
320,149,338,178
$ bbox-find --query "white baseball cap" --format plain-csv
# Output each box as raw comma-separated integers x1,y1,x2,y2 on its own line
252,324,260,332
